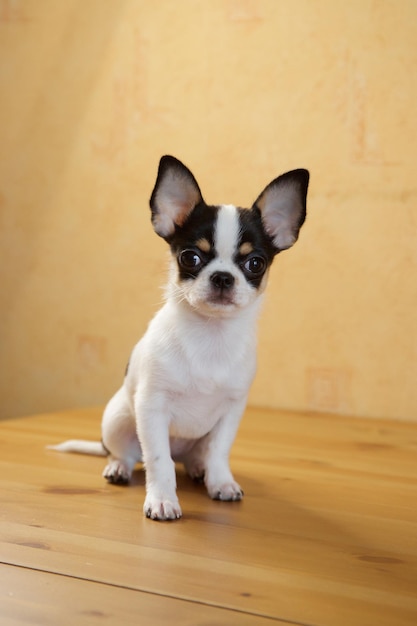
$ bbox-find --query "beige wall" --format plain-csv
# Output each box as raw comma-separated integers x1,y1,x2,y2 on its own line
1,0,416,420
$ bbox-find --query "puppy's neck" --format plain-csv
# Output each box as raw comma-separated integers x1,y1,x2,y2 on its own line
161,283,262,374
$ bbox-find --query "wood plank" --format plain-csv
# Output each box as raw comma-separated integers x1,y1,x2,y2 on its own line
0,564,280,626
1,406,417,625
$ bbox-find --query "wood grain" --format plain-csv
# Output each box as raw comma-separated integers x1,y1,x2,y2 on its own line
1,406,417,625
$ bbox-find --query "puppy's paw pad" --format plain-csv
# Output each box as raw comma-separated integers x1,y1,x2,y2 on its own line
144,497,182,521
103,460,130,485
209,482,244,501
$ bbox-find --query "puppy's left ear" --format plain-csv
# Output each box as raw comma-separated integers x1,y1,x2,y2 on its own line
150,155,204,239
254,169,309,251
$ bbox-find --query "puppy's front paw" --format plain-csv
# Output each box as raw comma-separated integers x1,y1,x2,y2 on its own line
208,480,244,501
144,496,182,521
103,460,131,485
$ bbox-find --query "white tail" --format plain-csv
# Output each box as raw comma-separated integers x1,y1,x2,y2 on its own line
46,440,107,456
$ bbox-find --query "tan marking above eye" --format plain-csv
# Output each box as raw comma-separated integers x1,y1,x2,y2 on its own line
239,242,254,255
195,238,211,253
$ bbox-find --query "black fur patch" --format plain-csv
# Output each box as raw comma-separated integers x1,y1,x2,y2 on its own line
168,203,219,281
237,206,277,259
235,207,278,288
167,203,279,287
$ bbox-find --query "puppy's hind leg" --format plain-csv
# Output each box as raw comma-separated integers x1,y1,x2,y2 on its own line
182,444,206,483
101,386,142,485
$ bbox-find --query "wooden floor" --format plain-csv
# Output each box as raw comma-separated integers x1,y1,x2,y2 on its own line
1,406,417,626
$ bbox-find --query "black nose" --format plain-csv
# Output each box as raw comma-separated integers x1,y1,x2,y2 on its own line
210,271,235,290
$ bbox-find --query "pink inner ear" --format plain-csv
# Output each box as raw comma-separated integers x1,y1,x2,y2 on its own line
257,185,304,250
175,201,196,226
152,168,203,238
253,168,308,251
152,191,199,238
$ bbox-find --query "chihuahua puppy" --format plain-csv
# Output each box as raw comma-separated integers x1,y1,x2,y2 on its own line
51,156,309,520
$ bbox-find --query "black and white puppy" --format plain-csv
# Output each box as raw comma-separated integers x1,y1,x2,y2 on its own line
51,156,309,521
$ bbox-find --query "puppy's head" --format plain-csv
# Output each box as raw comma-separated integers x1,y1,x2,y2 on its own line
150,156,309,318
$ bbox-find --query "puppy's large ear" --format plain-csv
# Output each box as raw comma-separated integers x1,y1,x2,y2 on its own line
150,156,203,239
253,169,309,251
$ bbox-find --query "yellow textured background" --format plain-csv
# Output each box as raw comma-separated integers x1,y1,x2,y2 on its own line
1,0,416,420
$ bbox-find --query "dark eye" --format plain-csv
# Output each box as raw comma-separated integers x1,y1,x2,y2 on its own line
243,256,266,276
179,250,203,270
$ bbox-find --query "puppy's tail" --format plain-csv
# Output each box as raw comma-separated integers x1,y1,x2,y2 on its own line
46,440,107,456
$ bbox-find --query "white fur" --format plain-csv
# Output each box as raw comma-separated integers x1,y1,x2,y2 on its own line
119,294,261,519
215,204,240,260
50,215,261,520
47,441,106,455
49,156,308,521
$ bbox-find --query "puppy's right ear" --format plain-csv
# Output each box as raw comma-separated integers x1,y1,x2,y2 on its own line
150,156,203,239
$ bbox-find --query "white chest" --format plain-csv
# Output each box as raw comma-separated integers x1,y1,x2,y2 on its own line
128,301,258,439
